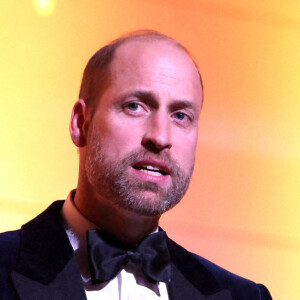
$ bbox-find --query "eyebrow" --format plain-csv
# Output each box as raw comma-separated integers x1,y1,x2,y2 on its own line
168,100,198,114
117,90,159,109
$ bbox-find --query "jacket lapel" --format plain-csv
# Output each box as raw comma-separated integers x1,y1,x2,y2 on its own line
11,201,87,300
11,202,231,300
167,239,232,300
11,257,86,300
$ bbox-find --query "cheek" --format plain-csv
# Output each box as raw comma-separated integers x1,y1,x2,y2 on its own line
174,132,198,167
100,122,143,157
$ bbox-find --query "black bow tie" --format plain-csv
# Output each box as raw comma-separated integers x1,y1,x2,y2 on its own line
86,229,171,284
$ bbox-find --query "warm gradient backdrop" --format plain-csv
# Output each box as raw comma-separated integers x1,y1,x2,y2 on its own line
1,1,299,299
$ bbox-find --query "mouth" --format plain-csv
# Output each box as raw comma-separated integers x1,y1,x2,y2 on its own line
131,159,171,178
132,165,169,176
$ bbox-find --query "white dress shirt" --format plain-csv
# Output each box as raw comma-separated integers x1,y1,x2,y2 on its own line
62,191,169,300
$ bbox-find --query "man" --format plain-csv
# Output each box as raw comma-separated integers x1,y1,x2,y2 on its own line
0,30,272,299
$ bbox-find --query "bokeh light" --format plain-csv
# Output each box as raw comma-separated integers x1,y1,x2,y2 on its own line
33,0,56,16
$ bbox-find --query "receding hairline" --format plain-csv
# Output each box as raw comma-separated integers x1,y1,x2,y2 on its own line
110,29,185,45
110,30,203,85
110,30,189,52
79,30,203,115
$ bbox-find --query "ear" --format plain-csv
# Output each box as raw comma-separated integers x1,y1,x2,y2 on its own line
69,99,88,147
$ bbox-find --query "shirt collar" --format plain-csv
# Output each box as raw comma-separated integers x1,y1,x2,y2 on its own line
62,189,99,250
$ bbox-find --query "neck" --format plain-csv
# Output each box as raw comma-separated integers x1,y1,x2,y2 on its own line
74,178,161,246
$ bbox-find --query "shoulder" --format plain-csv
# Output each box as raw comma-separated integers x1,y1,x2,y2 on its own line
0,201,67,297
0,230,20,295
192,253,271,298
0,200,65,271
168,238,272,299
0,230,20,268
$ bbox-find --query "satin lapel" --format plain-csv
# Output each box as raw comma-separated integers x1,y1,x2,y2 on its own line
167,239,232,300
11,201,86,300
168,262,232,300
11,257,86,300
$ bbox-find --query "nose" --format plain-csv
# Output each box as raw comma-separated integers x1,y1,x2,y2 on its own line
141,112,172,152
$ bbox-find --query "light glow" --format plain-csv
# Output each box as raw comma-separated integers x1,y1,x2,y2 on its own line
33,0,56,16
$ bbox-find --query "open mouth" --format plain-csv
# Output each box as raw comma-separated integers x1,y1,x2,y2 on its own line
132,165,169,176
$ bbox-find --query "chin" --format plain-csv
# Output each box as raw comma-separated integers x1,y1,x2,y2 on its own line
116,193,180,217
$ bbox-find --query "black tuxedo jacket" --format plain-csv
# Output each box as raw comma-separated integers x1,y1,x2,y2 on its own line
0,201,272,300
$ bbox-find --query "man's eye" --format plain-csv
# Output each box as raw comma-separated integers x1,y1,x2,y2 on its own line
174,112,187,120
123,102,147,115
127,103,140,111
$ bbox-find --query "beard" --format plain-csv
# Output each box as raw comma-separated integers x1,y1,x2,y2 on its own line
85,127,194,216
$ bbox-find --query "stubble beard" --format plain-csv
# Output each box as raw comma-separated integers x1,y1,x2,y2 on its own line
85,129,194,217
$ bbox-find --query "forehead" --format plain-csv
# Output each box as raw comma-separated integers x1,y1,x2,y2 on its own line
107,39,202,103
112,39,197,77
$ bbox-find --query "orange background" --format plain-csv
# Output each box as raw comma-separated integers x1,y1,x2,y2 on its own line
1,1,299,299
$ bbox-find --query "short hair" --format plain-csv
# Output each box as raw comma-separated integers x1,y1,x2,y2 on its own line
78,29,203,114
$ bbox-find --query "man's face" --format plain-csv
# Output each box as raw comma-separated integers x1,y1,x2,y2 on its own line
84,40,203,216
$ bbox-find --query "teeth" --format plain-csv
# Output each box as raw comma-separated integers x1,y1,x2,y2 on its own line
140,169,162,176
132,164,168,176
142,165,160,171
